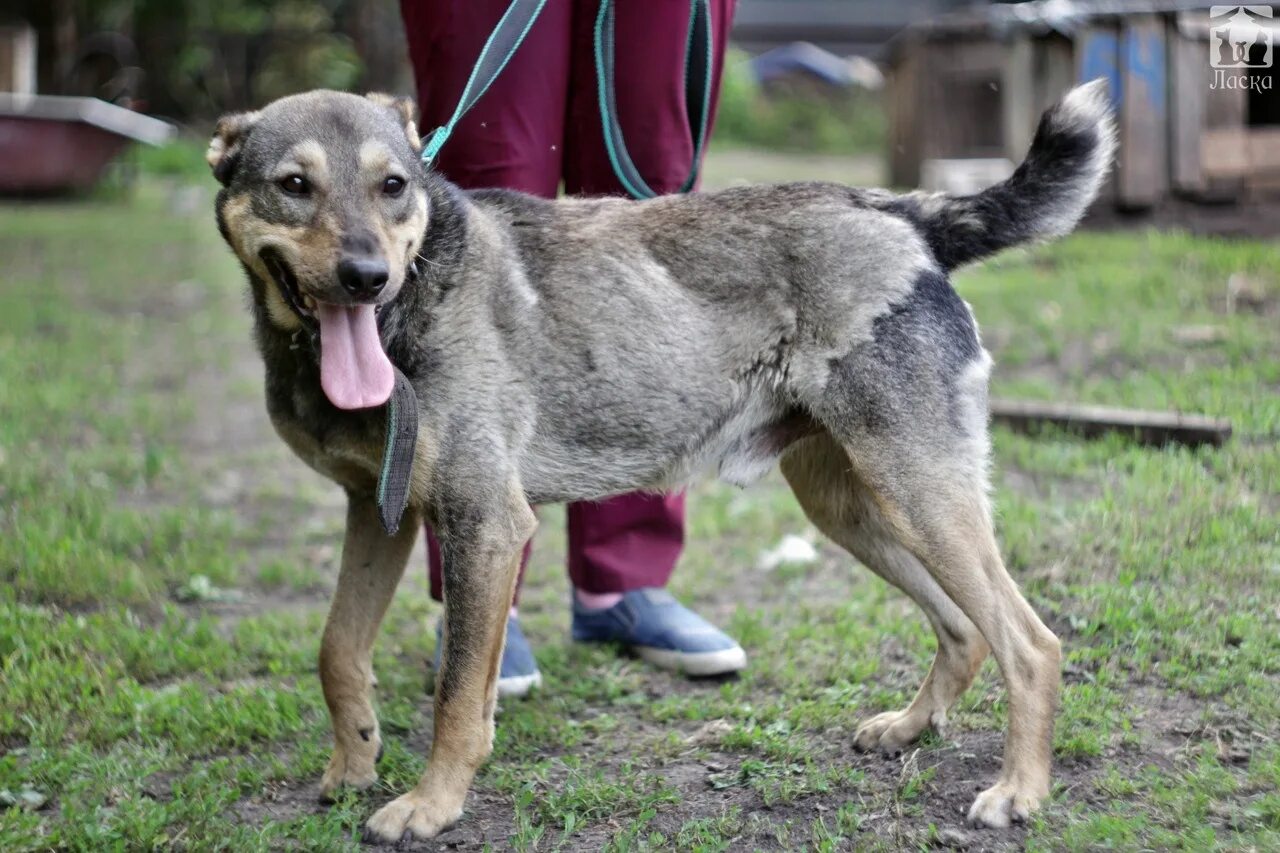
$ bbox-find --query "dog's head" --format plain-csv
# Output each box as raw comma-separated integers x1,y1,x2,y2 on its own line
209,91,427,410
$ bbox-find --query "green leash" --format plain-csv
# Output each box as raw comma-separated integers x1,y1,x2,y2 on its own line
594,0,714,199
419,0,551,166
419,0,715,202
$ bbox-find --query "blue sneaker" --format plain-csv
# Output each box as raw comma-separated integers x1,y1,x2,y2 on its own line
434,614,542,698
571,589,746,676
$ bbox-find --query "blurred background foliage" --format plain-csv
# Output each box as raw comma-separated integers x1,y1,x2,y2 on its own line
714,48,885,156
3,0,407,118
2,0,884,158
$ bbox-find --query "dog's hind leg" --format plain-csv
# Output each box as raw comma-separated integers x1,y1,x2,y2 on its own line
318,495,420,800
816,431,1060,828
365,480,535,843
796,262,1060,826
780,432,989,753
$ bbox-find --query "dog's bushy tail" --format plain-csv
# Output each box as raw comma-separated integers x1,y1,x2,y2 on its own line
895,79,1116,271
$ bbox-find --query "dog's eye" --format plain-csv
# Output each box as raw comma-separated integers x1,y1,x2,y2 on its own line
382,176,406,197
279,175,310,195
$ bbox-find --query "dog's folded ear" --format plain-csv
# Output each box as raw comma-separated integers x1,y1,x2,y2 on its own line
206,111,259,186
366,92,423,152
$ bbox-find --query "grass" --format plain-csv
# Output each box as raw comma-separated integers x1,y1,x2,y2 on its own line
0,175,1277,850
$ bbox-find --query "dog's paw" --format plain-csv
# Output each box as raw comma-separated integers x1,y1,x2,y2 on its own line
318,738,381,802
364,793,462,844
853,709,931,754
967,780,1042,828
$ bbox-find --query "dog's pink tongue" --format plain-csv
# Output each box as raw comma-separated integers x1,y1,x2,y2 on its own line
317,303,394,410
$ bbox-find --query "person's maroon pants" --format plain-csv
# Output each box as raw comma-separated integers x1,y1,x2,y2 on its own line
399,0,736,602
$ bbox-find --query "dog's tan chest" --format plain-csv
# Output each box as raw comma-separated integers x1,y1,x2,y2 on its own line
270,406,438,512
270,411,383,494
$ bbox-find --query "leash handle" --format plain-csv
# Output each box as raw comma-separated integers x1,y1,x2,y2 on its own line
595,0,714,199
420,0,551,166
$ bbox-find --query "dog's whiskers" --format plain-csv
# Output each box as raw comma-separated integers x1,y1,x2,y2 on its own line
414,251,444,271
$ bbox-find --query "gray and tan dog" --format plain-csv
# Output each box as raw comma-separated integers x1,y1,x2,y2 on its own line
208,81,1114,841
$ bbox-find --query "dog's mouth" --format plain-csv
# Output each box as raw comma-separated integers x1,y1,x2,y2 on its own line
260,249,395,411
261,249,317,324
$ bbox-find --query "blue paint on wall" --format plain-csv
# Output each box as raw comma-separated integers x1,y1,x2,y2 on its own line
1079,30,1122,107
1124,28,1167,116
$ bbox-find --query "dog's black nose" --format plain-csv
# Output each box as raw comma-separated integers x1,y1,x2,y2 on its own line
337,257,389,299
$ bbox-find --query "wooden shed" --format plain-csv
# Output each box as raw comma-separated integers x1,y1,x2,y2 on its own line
887,1,1280,214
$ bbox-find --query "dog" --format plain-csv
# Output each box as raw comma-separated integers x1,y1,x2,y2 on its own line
207,80,1114,841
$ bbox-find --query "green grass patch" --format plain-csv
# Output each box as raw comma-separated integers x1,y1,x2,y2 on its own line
1,183,1276,849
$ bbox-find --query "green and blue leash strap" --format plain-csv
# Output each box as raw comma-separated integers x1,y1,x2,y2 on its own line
420,0,551,166
594,0,713,199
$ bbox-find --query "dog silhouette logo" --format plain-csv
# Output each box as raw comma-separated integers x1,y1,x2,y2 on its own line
1210,6,1274,68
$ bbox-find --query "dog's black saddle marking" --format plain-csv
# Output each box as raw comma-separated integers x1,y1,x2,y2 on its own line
377,367,418,536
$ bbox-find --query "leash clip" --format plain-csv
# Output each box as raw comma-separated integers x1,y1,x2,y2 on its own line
413,0,550,168
420,126,446,167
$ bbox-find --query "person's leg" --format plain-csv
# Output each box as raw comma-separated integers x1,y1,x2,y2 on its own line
401,0,572,607
561,0,737,599
562,0,737,587
400,0,571,695
567,493,685,603
561,0,738,582
561,0,744,676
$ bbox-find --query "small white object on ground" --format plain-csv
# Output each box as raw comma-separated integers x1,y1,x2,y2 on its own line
0,786,48,811
176,574,242,603
758,534,818,571
683,719,733,746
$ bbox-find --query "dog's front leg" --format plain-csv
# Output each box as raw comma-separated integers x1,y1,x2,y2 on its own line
318,494,419,800
365,483,534,843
